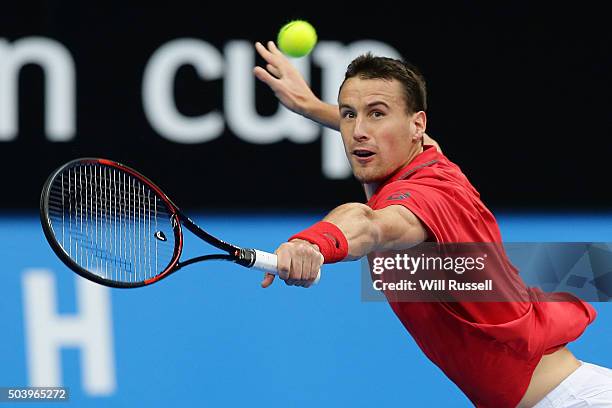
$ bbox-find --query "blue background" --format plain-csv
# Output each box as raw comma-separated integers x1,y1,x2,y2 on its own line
1,212,610,407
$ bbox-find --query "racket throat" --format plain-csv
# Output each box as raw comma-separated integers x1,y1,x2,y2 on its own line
235,248,256,268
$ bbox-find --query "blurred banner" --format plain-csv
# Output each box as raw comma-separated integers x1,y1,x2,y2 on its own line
0,4,611,211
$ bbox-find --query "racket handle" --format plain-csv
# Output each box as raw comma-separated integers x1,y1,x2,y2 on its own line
252,249,321,285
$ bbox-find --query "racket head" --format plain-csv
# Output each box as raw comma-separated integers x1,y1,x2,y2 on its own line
40,158,183,288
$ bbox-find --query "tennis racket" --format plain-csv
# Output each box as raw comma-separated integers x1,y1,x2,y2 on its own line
40,158,320,288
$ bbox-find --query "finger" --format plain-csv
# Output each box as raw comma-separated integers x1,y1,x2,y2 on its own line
296,254,311,287
255,41,272,60
286,253,302,286
253,66,280,86
289,279,306,287
305,250,323,288
268,41,283,56
304,256,318,288
301,254,314,287
261,272,276,288
256,41,281,65
266,64,282,79
290,253,304,283
276,249,291,281
303,258,316,288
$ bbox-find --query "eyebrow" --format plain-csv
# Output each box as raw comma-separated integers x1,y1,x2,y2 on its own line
339,101,390,110
366,101,390,109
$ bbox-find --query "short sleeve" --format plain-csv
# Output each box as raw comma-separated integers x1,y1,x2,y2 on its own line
370,179,461,243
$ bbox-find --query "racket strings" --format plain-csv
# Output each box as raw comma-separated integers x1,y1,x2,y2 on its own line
47,163,176,283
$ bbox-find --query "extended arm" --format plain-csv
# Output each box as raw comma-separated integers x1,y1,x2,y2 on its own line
322,203,427,260
262,203,428,288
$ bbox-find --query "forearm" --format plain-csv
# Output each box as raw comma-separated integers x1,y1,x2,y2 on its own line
322,203,382,260
290,203,427,264
304,100,340,131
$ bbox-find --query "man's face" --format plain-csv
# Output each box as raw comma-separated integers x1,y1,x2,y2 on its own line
338,77,424,185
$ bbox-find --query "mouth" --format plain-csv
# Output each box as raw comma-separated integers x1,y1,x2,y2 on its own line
352,149,376,163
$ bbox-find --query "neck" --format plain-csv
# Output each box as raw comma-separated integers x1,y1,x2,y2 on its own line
363,184,377,200
363,145,424,200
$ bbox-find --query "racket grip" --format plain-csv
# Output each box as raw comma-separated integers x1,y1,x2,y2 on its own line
252,249,321,285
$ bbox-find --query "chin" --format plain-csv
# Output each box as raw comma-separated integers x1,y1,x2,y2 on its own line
353,170,386,184
352,161,403,184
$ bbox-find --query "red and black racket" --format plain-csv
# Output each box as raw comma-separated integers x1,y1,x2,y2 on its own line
40,158,320,288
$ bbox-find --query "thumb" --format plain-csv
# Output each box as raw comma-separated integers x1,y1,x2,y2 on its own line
261,272,276,288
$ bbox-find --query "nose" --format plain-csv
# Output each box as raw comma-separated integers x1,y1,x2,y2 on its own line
353,116,369,141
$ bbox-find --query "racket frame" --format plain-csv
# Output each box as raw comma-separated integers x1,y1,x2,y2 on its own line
40,158,261,288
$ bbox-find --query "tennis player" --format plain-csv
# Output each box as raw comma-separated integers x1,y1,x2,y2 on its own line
253,41,612,407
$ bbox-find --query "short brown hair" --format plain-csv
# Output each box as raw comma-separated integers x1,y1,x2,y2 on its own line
340,53,427,114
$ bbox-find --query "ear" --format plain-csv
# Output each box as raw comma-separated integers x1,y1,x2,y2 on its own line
411,111,427,143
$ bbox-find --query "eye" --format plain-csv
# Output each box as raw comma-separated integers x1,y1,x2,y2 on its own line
371,111,384,118
341,110,355,119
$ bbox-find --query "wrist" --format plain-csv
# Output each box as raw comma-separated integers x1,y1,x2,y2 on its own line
289,221,348,263
288,238,321,253
303,98,339,130
301,95,322,119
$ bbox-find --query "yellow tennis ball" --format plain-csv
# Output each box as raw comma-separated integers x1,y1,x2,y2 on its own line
277,20,318,58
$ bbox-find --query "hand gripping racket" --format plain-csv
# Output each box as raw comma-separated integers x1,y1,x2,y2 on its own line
40,158,320,288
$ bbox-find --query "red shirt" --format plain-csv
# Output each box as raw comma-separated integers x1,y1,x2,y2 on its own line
367,146,597,408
